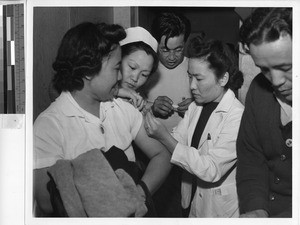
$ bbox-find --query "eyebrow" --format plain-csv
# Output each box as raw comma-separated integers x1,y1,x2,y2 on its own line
129,60,151,72
273,63,292,69
255,63,292,69
187,71,202,77
162,45,184,50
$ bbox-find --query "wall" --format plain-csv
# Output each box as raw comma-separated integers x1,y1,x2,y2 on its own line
138,7,240,46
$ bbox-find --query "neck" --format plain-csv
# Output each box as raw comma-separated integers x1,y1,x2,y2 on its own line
214,89,226,103
71,90,101,118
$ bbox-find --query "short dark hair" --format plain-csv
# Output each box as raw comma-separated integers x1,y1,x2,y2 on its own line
151,12,191,47
52,22,126,93
121,41,159,75
240,8,292,47
187,37,244,91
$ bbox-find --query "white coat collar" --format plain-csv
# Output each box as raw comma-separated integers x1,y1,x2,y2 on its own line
213,89,236,113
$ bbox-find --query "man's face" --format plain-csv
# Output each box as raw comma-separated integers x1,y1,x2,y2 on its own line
158,34,185,69
249,34,292,103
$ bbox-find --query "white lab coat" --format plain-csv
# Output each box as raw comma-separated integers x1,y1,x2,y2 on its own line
171,89,244,217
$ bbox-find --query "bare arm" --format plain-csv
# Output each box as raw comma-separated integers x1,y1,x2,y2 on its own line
134,120,172,194
144,110,177,154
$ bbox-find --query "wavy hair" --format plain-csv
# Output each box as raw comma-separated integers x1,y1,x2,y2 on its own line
240,8,292,47
52,22,126,92
187,37,244,91
151,12,191,47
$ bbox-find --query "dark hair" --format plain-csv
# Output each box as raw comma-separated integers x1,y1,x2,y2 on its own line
121,41,159,75
151,12,191,48
52,22,126,92
187,37,244,91
240,8,292,47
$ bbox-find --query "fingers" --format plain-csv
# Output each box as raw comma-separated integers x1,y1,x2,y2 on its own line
137,99,146,111
178,97,193,107
177,98,193,112
152,96,174,118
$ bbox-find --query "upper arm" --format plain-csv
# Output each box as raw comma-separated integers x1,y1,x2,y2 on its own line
134,120,169,159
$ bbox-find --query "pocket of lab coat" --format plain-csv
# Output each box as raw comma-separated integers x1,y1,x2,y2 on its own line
199,139,213,155
210,183,239,217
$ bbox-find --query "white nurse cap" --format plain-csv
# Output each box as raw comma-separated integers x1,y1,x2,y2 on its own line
120,26,158,52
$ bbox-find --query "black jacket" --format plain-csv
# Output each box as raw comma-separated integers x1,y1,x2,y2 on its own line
236,73,292,217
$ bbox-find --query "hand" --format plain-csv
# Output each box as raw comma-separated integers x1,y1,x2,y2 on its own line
144,110,169,141
177,98,193,117
117,87,145,111
240,209,269,218
151,96,174,119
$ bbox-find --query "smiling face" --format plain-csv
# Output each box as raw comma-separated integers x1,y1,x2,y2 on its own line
88,45,122,102
120,49,154,90
249,34,292,103
188,58,227,105
158,34,185,69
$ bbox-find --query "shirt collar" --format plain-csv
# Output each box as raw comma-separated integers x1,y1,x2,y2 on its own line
214,89,236,113
276,95,292,124
59,91,115,122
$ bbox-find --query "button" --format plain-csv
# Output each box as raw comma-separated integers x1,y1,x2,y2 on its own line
269,194,275,201
274,177,280,184
286,139,292,148
280,154,287,161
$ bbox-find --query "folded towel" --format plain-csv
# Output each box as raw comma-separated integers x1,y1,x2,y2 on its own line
48,148,147,217
47,160,86,217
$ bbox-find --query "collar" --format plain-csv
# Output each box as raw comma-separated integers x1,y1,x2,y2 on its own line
276,95,292,124
58,92,115,123
214,89,236,113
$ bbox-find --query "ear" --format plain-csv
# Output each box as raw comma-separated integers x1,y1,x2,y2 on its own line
219,72,229,87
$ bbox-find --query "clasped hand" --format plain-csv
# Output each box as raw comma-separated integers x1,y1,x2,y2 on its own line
151,96,193,118
117,87,146,111
144,110,168,141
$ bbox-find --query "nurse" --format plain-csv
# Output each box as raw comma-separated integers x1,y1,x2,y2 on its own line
144,37,244,217
118,26,159,113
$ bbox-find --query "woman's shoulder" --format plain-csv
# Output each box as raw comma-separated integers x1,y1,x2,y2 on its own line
110,98,142,117
34,92,73,126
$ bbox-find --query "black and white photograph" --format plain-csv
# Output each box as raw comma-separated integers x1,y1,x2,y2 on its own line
0,0,299,225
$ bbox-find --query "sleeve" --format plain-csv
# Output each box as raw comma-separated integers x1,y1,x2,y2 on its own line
171,107,190,146
120,99,143,140
33,115,64,169
236,81,270,214
171,104,243,182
